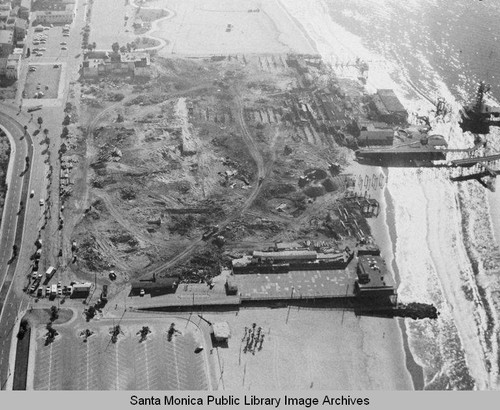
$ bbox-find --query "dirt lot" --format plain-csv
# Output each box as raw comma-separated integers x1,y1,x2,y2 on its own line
56,49,371,303
24,65,61,99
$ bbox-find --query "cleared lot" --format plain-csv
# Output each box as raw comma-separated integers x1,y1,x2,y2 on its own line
24,65,61,99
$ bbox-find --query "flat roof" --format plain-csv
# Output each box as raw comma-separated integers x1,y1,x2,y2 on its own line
253,250,318,260
0,29,13,44
131,277,179,290
376,89,406,114
212,322,230,338
234,269,357,300
357,255,395,289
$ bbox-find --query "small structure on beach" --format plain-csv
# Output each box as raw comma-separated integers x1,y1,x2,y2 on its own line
211,322,231,343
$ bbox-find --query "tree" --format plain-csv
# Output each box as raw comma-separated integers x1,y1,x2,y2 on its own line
37,117,43,128
111,42,120,53
126,42,132,52
137,326,151,342
43,128,49,136
50,305,59,322
119,45,127,53
59,142,67,155
61,126,69,138
92,42,96,50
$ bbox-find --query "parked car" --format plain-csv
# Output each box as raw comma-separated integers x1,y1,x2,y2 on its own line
30,190,35,197
39,198,44,206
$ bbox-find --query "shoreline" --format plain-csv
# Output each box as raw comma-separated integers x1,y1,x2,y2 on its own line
365,168,425,390
381,177,426,391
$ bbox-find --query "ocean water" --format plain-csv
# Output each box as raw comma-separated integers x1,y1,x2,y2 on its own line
279,0,500,390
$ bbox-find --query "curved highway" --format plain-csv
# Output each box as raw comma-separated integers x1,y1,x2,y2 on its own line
0,108,33,388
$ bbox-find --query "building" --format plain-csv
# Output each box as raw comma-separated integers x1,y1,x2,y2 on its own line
32,0,74,12
71,282,92,298
34,9,73,24
82,52,151,78
371,89,407,124
130,276,179,297
5,53,20,79
357,123,394,147
354,255,395,299
0,29,13,57
0,1,11,12
232,248,353,274
5,17,27,40
19,0,32,20
0,9,10,23
0,56,7,76
211,322,230,343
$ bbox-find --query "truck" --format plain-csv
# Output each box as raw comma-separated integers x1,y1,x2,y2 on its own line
27,105,42,113
46,266,56,279
202,225,219,240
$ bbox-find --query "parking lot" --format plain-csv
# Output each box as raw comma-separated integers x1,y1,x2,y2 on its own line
31,25,71,59
31,318,212,390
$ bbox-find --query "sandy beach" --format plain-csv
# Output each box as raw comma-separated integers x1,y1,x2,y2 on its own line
206,308,412,390
130,0,315,56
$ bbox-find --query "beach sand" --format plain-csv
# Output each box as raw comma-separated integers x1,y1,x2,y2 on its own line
133,0,315,56
206,308,412,390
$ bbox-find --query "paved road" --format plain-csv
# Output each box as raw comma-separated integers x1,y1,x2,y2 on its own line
0,0,87,388
0,108,33,389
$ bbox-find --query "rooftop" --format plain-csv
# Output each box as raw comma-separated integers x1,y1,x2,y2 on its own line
376,89,406,114
356,255,395,290
212,322,231,339
253,250,318,260
0,29,13,44
234,269,357,300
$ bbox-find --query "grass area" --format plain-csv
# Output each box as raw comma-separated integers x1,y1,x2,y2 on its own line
0,130,11,219
13,326,31,390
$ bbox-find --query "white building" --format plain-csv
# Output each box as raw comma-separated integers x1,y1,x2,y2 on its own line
34,10,73,25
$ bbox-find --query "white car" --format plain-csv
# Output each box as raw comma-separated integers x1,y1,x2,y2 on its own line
39,198,44,206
